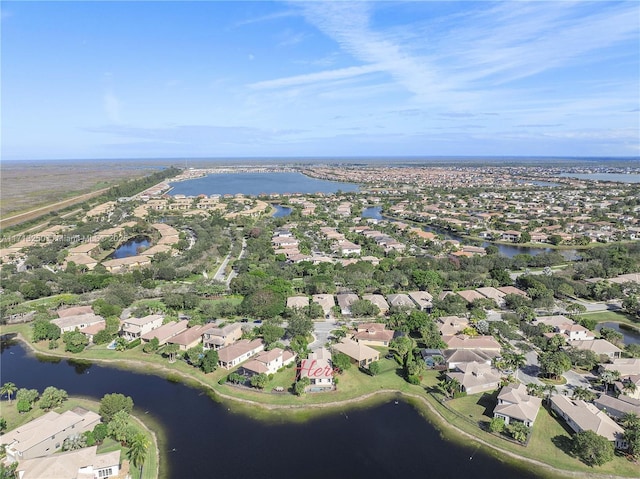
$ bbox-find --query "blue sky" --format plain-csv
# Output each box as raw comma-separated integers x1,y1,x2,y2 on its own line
2,1,639,160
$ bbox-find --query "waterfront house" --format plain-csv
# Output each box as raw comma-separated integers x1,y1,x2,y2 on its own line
141,320,189,346
166,324,209,351
15,446,120,479
239,348,296,376
443,348,496,370
332,339,379,369
0,408,101,462
493,383,542,427
120,314,164,341
445,362,502,395
57,306,93,318
550,395,627,449
299,348,334,391
51,313,105,334
594,394,640,420
569,339,623,360
202,323,243,351
557,322,595,342
218,339,265,369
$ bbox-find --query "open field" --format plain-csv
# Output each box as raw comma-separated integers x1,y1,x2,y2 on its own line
0,160,163,221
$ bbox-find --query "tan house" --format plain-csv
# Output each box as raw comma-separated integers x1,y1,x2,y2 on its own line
218,339,265,369
287,296,310,310
299,348,334,391
202,323,243,351
141,320,189,345
333,339,379,368
443,348,497,370
352,322,394,347
312,294,335,318
362,294,390,315
120,314,164,341
493,383,542,427
57,306,93,318
445,362,502,394
0,408,101,462
166,324,209,351
600,358,640,378
442,335,501,352
594,393,640,419
550,395,627,449
336,293,359,315
16,446,120,479
570,339,623,360
407,291,433,311
437,316,469,336
51,314,105,334
240,348,296,376
386,293,415,310
456,290,486,303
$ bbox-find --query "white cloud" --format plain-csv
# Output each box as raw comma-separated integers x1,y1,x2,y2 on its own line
103,90,121,123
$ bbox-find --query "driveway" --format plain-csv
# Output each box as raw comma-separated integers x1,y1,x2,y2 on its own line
516,349,543,386
309,319,337,350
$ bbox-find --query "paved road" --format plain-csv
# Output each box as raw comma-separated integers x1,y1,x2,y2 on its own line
517,349,543,386
309,320,337,350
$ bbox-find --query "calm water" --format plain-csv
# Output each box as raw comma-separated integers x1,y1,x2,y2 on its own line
272,204,292,217
559,173,640,183
109,236,151,259
596,322,640,346
362,206,383,220
1,340,542,479
169,172,359,196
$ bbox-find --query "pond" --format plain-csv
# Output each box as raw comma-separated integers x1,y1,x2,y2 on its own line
596,322,640,346
0,339,543,479
272,204,292,218
109,236,150,259
169,172,359,197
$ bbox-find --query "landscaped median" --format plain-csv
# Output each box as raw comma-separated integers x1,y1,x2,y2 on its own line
3,324,638,478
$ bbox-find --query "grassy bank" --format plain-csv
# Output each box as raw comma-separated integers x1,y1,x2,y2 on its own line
3,324,638,478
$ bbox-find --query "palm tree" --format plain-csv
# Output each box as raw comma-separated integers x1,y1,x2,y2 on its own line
571,386,596,402
163,344,180,363
1,382,17,404
600,369,620,394
622,380,637,396
126,432,149,479
543,384,557,404
507,352,526,381
438,377,461,399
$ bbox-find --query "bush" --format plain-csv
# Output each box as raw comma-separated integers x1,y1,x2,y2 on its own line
126,338,141,349
16,399,31,413
406,374,420,385
93,423,107,443
489,417,505,433
48,339,58,350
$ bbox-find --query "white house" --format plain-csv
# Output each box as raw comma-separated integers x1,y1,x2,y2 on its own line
120,314,164,341
493,383,542,427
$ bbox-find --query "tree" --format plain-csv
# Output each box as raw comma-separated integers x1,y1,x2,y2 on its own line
620,413,640,460
99,393,134,422
32,319,61,342
62,434,87,451
127,432,149,479
0,463,18,479
349,299,380,318
368,361,381,376
163,343,180,363
598,327,623,346
489,417,505,433
201,349,219,373
437,377,461,399
572,430,614,466
390,336,414,366
93,329,113,345
286,313,313,339
294,377,310,396
240,288,285,319
250,373,268,390
93,423,108,444
260,323,285,346
0,418,6,433
63,330,89,353
572,387,596,402
185,345,203,368
507,422,529,443
15,388,39,408
538,351,571,380
1,382,17,404
228,372,245,384
114,337,128,352
599,370,620,394
142,337,160,354
331,352,352,373
39,386,68,410
107,410,131,444
503,352,526,381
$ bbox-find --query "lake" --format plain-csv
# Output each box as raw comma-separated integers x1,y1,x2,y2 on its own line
169,172,359,197
109,236,151,259
596,322,640,346
272,204,292,218
559,173,640,183
1,339,542,479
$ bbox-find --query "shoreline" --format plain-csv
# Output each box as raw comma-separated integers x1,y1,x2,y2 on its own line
5,333,634,479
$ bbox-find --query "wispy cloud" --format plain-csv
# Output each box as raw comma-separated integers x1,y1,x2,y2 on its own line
249,63,383,90
103,90,122,123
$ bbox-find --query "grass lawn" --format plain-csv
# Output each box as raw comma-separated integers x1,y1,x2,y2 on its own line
579,310,638,325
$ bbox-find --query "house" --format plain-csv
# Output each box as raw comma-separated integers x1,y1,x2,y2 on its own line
493,383,542,427
497,286,528,298
299,348,334,391
475,287,506,307
443,348,497,370
202,323,243,351
550,395,627,449
456,290,487,303
614,375,640,400
501,230,522,242
312,294,335,318
594,393,640,420
421,349,444,368
352,322,394,347
15,446,120,479
166,324,209,351
442,335,502,352
0,408,101,462
408,291,433,311
570,339,623,360
51,314,105,334
445,362,502,394
437,316,469,336
336,293,359,315
337,241,362,256
557,322,595,342
79,321,107,343
120,314,164,341
287,296,310,310
141,320,189,346
240,348,296,376
333,339,379,368
57,306,93,318
600,358,640,378
218,339,265,369
361,294,389,315
386,293,415,310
